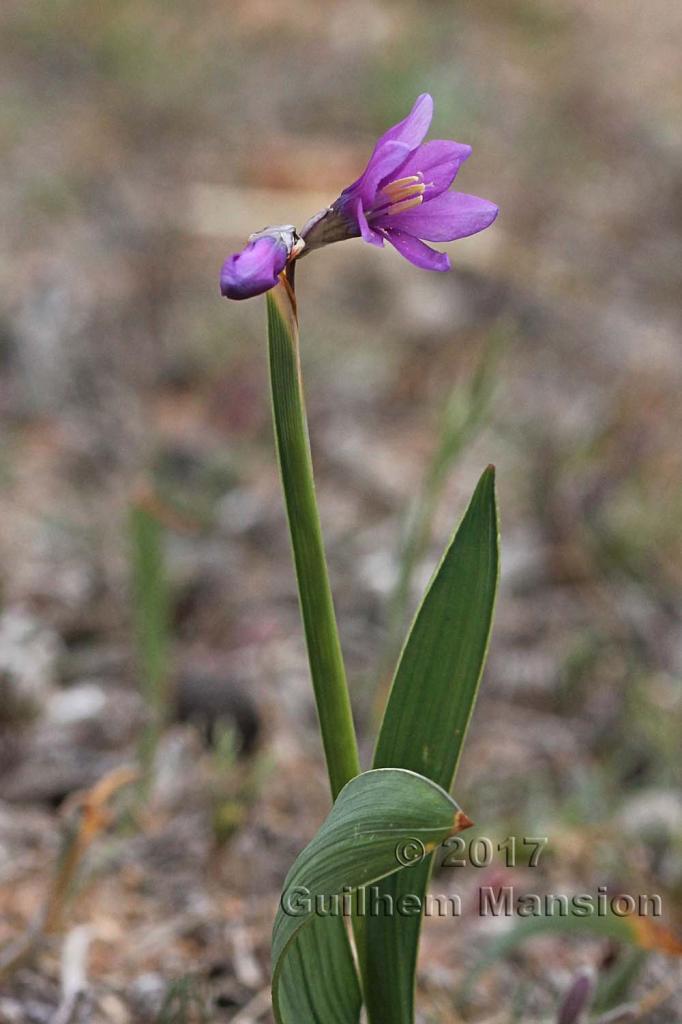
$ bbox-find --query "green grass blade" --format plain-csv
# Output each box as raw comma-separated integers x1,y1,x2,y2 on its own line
459,913,647,1010
385,328,502,667
365,466,500,1024
272,768,470,1024
266,284,360,800
593,947,647,1013
129,495,171,785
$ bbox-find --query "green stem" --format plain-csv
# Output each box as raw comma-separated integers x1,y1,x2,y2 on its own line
266,282,360,800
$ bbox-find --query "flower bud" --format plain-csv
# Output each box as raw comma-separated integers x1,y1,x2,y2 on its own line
220,225,301,300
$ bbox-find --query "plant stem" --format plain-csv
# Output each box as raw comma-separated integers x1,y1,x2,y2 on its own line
266,280,360,800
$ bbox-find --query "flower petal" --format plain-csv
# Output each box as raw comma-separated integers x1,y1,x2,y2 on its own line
355,198,384,247
335,95,434,215
378,190,498,241
340,139,412,209
220,236,288,300
384,229,451,272
389,139,472,197
376,93,434,150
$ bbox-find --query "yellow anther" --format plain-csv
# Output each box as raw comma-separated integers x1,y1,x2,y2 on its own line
398,183,426,200
387,195,424,216
383,173,421,193
382,176,425,203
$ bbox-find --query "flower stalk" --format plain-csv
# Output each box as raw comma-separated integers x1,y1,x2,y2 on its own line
266,276,360,800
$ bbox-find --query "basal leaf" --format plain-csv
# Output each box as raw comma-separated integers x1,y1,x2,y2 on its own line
272,768,471,1024
276,917,362,1024
365,466,499,1024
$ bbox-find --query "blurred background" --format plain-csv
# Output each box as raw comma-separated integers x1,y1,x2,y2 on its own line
0,1,680,1021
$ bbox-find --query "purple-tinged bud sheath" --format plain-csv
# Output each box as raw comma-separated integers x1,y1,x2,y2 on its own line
220,226,301,300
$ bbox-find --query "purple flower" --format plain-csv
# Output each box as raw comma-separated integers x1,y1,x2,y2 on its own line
303,93,498,271
219,94,498,299
220,226,300,300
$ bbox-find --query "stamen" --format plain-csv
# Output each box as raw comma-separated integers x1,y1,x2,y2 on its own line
368,173,427,218
389,182,426,201
382,174,422,199
387,195,424,216
382,177,427,206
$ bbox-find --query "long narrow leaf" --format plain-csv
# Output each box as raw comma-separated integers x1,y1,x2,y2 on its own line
272,768,471,1024
365,466,499,1024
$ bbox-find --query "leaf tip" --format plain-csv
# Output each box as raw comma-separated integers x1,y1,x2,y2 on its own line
453,810,474,833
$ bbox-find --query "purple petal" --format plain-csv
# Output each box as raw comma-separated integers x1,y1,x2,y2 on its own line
220,236,288,300
389,139,472,197
376,93,433,151
341,139,412,209
378,190,498,241
384,229,451,271
355,198,384,247
338,95,434,210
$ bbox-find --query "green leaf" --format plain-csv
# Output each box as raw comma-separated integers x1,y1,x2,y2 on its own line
272,768,469,1024
365,466,499,1024
275,918,361,1024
